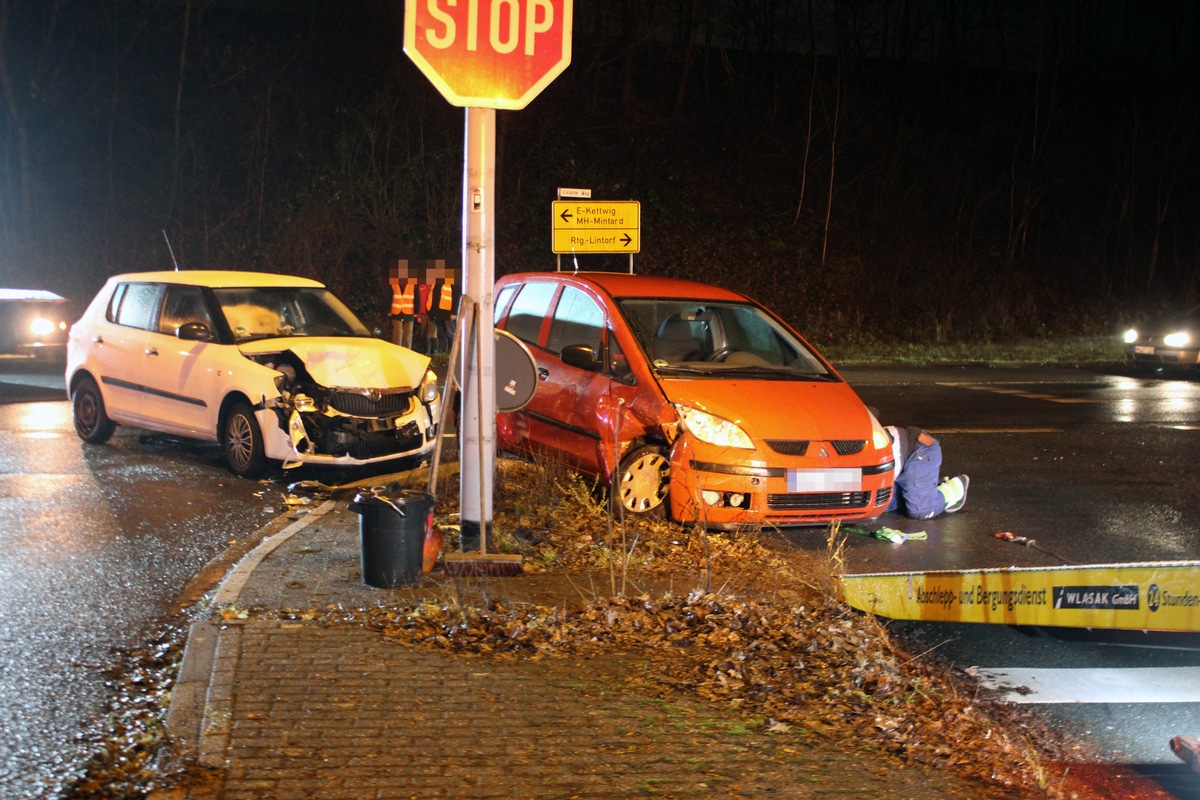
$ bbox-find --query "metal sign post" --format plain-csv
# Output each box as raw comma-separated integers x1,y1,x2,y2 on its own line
459,107,496,550
404,1,573,551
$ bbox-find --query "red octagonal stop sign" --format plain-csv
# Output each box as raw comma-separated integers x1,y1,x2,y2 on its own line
404,0,573,110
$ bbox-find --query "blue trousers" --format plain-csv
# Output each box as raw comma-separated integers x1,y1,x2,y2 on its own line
888,438,946,520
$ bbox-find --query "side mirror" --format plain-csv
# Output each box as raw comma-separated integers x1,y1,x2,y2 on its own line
560,344,602,372
178,321,215,342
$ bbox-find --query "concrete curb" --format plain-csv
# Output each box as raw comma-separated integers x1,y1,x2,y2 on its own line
164,500,337,766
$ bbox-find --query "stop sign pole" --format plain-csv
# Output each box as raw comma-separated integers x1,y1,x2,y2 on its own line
404,1,573,552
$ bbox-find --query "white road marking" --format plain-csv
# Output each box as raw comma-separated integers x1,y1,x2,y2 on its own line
975,666,1200,704
929,427,1062,434
937,382,1104,403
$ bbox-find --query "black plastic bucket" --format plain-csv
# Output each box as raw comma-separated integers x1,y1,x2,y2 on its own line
349,488,435,588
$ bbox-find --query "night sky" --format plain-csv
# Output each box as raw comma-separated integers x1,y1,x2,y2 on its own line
1,0,1196,341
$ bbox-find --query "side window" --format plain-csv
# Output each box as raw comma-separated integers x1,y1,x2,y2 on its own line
608,331,635,384
158,286,214,336
494,285,517,324
502,281,557,346
547,286,604,356
105,284,127,323
112,283,162,331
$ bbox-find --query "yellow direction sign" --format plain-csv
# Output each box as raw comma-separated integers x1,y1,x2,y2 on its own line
837,561,1200,633
552,200,640,254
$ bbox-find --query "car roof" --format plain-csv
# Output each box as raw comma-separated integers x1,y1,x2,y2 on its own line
0,288,67,302
500,271,747,302
104,270,325,289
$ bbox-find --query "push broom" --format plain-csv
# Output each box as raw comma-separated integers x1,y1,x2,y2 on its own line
439,299,523,577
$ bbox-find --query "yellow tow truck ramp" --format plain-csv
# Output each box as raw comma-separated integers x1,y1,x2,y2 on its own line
837,561,1200,633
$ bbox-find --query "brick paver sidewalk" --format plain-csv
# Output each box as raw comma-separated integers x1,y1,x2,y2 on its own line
155,500,1036,799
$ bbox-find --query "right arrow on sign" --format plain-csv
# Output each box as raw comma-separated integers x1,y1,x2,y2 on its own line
551,200,640,254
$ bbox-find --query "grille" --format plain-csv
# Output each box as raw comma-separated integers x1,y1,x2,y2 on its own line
765,439,809,456
875,486,892,506
346,436,417,459
320,421,423,459
767,439,866,457
831,439,866,455
327,390,413,417
767,491,871,510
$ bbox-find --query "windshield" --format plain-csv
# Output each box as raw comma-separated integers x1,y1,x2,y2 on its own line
213,287,371,342
617,298,832,377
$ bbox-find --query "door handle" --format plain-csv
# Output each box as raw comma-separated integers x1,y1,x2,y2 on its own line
145,346,158,356
91,335,103,344
537,367,549,380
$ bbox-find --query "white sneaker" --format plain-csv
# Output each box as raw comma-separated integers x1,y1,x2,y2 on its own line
944,475,969,513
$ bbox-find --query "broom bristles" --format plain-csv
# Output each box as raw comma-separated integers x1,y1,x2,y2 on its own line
442,553,524,577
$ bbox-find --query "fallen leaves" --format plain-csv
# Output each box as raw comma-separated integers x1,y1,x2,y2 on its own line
61,458,1078,798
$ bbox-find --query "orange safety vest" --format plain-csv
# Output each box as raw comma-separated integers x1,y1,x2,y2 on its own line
390,281,416,316
436,282,454,312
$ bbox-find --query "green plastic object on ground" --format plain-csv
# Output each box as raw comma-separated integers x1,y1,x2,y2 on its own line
842,525,927,544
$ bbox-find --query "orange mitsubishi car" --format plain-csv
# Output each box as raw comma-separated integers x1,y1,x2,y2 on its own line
492,271,895,529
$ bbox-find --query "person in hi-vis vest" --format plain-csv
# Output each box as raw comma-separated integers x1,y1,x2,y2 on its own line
388,262,418,350
425,269,458,353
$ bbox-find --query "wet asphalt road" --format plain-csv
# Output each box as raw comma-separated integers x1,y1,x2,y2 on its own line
0,357,1198,796
0,358,277,799
835,363,1200,571
840,362,1200,795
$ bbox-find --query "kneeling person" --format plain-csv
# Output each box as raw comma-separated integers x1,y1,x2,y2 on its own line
885,425,968,520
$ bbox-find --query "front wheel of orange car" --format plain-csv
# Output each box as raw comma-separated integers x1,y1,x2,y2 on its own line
223,401,268,478
616,445,669,519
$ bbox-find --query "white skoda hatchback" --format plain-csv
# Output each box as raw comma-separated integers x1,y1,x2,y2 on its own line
66,271,441,477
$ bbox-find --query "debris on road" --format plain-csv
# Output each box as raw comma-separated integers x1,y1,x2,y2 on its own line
844,525,927,544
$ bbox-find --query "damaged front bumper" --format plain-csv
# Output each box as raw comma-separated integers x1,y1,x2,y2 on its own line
259,386,441,469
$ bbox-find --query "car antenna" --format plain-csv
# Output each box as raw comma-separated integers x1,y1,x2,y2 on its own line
162,229,180,271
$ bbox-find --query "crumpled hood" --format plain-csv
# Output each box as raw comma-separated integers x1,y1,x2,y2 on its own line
660,377,872,440
239,337,430,390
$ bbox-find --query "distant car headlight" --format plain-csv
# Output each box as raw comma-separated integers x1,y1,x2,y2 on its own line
29,316,57,337
1163,331,1192,348
1123,328,1139,344
419,368,440,404
674,403,753,449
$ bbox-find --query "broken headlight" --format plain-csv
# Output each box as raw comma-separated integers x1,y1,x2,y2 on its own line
419,368,440,404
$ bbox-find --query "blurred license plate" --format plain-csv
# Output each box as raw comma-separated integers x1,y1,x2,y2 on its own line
1134,345,1155,354
787,468,862,492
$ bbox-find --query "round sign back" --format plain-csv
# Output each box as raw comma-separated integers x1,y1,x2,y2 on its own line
494,328,538,411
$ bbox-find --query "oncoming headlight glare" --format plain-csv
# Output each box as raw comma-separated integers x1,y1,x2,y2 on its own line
1123,328,1139,344
1163,331,1191,348
29,317,56,337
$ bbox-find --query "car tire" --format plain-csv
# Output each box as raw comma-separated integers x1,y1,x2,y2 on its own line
616,444,669,519
223,401,268,478
71,375,116,444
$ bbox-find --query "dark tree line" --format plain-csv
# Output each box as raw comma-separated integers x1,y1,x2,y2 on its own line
1,0,1196,342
